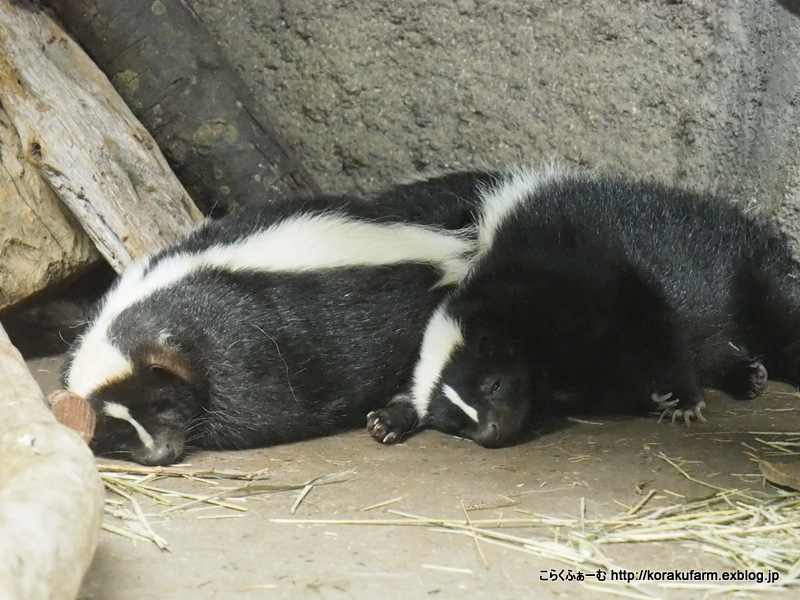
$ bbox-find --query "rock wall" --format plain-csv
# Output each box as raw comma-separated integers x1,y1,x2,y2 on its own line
190,0,799,240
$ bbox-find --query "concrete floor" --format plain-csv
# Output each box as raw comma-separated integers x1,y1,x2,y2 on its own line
24,354,800,600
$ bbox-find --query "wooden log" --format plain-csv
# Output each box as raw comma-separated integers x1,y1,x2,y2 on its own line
47,0,320,216
48,390,97,444
0,321,104,600
0,104,100,312
0,1,203,272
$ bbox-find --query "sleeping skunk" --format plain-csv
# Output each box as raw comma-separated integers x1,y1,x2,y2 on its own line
369,164,792,447
63,179,488,465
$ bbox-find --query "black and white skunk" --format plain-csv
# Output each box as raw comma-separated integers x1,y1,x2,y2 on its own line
368,164,797,447
64,182,486,465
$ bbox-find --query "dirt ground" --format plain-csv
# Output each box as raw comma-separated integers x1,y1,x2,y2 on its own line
19,349,799,600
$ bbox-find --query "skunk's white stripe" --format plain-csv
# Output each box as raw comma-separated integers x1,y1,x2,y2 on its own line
67,335,134,398
68,212,474,398
475,163,566,259
66,259,149,397
441,384,479,423
107,213,473,332
103,402,156,450
198,213,474,284
410,304,464,417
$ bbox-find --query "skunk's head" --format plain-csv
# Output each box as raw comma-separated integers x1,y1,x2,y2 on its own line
427,334,531,448
87,353,205,466
66,329,206,466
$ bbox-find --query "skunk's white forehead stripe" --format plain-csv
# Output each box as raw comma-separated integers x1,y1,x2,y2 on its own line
66,332,133,398
65,257,150,398
475,163,566,258
441,384,479,423
410,305,464,417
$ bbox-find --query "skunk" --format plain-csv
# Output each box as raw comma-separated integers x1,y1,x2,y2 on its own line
64,182,484,465
368,165,794,447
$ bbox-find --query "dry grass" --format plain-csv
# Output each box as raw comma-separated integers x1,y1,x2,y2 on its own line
97,446,800,596
271,452,800,597
98,461,354,549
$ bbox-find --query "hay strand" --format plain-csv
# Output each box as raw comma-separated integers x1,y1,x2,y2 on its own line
272,455,800,593
99,466,355,549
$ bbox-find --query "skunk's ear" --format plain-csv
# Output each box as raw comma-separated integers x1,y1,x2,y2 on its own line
476,332,515,360
141,348,198,387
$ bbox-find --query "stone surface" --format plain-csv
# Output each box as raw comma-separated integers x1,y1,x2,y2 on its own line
187,0,800,247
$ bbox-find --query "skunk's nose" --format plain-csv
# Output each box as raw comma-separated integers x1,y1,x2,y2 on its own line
134,437,184,466
474,421,502,448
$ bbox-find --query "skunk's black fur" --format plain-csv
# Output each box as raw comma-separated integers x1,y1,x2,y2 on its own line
369,167,798,447
427,234,701,447
64,176,487,465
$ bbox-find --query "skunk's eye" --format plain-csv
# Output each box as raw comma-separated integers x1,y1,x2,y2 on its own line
489,379,502,396
147,364,173,382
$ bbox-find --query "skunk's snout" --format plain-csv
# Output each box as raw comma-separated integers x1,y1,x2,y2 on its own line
474,420,502,447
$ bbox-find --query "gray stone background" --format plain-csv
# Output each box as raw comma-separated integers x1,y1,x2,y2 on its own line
188,0,800,245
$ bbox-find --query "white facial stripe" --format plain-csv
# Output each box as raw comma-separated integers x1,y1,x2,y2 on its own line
66,333,134,398
410,304,464,418
441,384,479,423
103,402,156,450
68,212,476,398
475,163,566,259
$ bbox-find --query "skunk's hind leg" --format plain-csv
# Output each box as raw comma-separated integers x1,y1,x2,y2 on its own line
714,358,769,399
706,342,769,400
